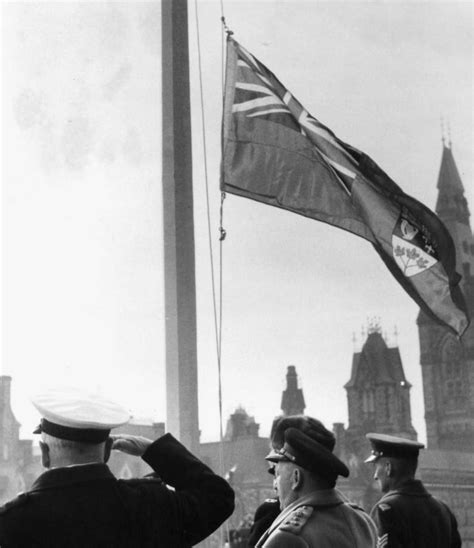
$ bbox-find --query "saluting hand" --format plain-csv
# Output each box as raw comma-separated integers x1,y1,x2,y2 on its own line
110,434,153,456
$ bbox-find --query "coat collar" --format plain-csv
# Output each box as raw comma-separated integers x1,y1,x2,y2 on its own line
256,489,345,547
30,463,116,492
380,479,430,501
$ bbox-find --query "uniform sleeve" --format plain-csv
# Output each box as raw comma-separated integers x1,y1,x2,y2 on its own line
371,503,404,548
142,433,235,546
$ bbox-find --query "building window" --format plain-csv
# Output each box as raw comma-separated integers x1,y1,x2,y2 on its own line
442,337,464,405
362,390,375,418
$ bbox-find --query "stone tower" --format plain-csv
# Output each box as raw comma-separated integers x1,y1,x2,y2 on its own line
0,376,37,503
332,324,417,511
344,323,417,439
281,365,306,416
417,144,474,451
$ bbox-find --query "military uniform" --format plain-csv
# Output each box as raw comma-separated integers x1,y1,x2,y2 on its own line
255,489,377,547
256,425,377,547
0,433,234,548
370,479,461,548
365,433,461,548
0,388,234,548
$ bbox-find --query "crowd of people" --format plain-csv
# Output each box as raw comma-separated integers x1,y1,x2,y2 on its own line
0,389,461,547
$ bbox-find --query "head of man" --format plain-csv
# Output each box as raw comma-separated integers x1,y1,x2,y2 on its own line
32,387,130,469
39,433,113,468
365,433,423,493
266,418,349,510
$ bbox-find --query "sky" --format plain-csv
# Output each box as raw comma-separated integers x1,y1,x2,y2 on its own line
1,1,473,445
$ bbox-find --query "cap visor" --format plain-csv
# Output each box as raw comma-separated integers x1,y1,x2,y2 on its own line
265,449,286,463
364,454,378,463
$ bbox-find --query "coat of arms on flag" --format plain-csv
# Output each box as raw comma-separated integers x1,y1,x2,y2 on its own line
392,215,438,277
221,37,469,336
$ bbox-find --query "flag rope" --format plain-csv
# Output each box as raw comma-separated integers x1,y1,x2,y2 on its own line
193,1,231,545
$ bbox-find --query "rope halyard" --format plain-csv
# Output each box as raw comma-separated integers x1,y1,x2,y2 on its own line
194,1,230,545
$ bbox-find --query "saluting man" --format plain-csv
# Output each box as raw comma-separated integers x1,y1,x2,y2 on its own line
0,387,234,548
255,416,377,547
365,433,461,548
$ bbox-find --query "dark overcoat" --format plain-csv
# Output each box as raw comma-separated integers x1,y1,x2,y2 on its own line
0,434,234,548
370,479,461,548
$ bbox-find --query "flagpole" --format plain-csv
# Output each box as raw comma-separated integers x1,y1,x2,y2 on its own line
161,0,200,454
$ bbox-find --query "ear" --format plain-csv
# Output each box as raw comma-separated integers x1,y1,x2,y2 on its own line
292,467,304,491
103,437,113,463
385,460,392,477
39,441,50,469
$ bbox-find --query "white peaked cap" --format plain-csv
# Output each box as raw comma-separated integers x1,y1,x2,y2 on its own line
31,387,131,442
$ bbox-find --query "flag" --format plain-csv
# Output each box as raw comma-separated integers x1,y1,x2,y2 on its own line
220,38,469,336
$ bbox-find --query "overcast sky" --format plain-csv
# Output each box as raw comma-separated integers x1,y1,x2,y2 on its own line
2,1,473,444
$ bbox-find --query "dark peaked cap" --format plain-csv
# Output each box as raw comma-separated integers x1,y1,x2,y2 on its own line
266,427,349,478
365,433,424,463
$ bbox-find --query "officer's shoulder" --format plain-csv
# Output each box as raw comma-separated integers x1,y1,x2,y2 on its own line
372,493,399,516
278,505,314,535
0,492,29,515
375,502,392,512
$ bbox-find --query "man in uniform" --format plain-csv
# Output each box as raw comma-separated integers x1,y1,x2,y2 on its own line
365,432,461,548
255,416,377,547
0,387,234,547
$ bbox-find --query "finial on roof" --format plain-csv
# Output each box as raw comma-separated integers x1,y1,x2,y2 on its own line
440,115,445,147
447,120,452,149
394,325,398,345
367,316,382,335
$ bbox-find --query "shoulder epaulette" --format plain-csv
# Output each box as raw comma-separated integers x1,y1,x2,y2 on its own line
0,492,29,515
279,505,313,535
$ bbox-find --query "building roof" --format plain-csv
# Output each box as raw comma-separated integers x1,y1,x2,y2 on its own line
345,332,409,388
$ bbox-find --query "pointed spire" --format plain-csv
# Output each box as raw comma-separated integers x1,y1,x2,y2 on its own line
437,145,464,192
435,144,469,224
